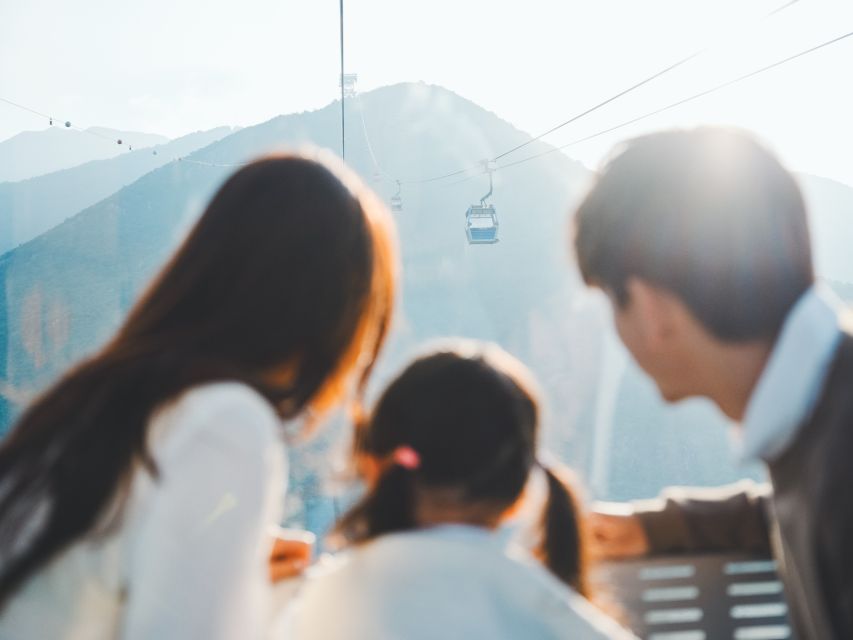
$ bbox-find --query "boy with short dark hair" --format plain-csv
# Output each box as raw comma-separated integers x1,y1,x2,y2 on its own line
574,127,851,639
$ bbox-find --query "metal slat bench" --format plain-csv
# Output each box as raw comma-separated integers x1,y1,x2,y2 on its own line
597,554,795,640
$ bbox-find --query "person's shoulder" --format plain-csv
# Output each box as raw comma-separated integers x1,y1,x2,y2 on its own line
361,527,504,569
290,551,360,627
500,545,638,639
299,534,638,640
298,532,466,596
153,381,281,455
178,381,275,416
299,551,354,592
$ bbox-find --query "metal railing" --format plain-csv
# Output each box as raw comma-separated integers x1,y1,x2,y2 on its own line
597,553,795,640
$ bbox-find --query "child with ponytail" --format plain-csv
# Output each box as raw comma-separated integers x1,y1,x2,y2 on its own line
290,342,635,640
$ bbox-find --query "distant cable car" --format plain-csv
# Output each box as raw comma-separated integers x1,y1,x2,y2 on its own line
64,121,71,128
153,150,158,156
465,165,498,245
117,139,122,145
49,117,53,126
391,180,403,213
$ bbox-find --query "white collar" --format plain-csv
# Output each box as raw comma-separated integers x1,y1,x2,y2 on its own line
387,523,517,554
737,285,843,462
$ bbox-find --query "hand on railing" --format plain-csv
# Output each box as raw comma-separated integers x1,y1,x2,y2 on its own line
269,526,316,583
589,503,650,560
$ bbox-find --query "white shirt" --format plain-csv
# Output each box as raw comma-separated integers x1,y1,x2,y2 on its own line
285,525,637,640
0,382,286,640
738,285,844,461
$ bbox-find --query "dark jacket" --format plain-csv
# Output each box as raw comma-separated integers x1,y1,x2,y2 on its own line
635,331,853,639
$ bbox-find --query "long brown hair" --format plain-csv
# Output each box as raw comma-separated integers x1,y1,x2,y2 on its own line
336,343,590,595
0,152,397,608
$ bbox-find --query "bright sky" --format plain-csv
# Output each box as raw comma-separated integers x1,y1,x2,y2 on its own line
1,0,852,183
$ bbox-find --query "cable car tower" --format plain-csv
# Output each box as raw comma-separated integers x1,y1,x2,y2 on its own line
339,73,358,98
465,161,498,244
391,180,403,213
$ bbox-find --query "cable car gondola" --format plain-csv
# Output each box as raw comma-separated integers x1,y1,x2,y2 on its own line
465,167,498,244
391,180,403,213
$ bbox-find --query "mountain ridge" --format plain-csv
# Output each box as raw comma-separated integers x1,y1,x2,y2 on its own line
2,82,852,503
0,126,236,255
0,126,170,183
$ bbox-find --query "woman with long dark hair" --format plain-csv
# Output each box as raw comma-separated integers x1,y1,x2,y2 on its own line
290,342,635,640
0,152,397,639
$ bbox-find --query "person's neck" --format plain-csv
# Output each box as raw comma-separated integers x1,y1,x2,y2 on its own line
414,491,505,530
697,340,773,421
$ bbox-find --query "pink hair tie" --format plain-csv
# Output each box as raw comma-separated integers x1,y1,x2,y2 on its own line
392,446,421,470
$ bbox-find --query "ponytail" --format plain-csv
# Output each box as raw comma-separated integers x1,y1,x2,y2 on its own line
335,464,416,545
537,464,590,597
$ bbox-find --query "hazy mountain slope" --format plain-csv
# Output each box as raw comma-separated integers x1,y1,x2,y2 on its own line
2,83,853,503
4,82,592,367
0,127,235,255
0,83,596,451
800,173,853,284
0,127,168,183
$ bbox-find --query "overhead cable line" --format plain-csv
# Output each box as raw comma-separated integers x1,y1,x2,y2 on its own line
357,94,394,181
492,0,801,163
176,158,248,167
2,1,815,179
403,0,801,185
0,97,143,150
402,162,484,185
340,0,346,163
491,28,853,174
137,23,851,179
0,97,52,121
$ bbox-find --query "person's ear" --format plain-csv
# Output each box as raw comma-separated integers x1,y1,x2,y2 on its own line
624,277,682,350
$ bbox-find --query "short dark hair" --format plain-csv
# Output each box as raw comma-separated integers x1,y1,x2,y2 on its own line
573,127,814,341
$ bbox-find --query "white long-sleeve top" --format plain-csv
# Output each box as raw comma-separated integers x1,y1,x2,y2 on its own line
285,525,637,640
0,382,286,640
